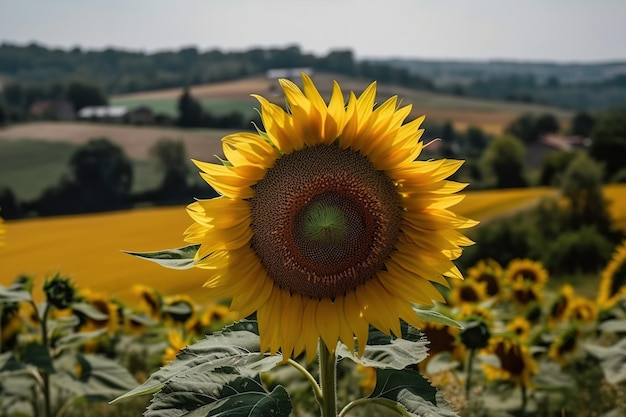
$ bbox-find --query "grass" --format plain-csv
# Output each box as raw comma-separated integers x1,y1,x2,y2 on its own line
0,139,171,200
110,96,258,119
0,139,76,201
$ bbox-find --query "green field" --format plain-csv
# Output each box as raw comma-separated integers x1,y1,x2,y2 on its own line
110,96,258,118
0,139,181,200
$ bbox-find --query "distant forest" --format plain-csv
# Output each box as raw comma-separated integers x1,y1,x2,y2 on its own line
1,42,626,110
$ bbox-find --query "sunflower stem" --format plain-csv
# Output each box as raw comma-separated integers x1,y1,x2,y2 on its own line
287,359,323,405
319,339,338,417
465,348,476,397
41,302,52,417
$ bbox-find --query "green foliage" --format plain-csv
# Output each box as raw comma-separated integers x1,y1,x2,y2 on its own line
542,226,614,274
505,112,559,144
538,149,578,186
65,80,108,111
480,134,528,188
37,138,133,215
560,152,612,233
0,276,138,417
590,107,626,180
570,111,595,137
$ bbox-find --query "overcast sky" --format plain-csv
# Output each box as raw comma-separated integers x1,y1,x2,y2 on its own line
1,0,625,62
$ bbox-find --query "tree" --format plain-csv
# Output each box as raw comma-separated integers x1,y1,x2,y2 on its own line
535,113,560,136
69,138,133,211
570,111,595,137
560,152,612,233
538,150,578,186
589,108,626,180
505,113,537,144
149,139,190,201
481,134,527,188
177,87,203,127
65,80,108,111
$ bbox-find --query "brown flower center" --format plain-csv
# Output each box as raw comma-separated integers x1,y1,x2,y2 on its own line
250,145,402,299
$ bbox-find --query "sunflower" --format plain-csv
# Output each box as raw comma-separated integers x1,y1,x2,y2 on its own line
548,325,580,365
416,318,466,372
133,284,163,320
162,329,193,365
467,259,503,298
481,336,538,388
184,74,476,361
506,316,532,342
77,290,120,333
597,240,626,309
197,302,236,333
547,284,575,327
509,281,543,309
448,280,488,306
356,364,377,395
163,294,196,327
505,259,549,288
456,303,494,326
565,296,597,324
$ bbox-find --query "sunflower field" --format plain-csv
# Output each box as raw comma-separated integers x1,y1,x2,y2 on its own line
2,74,626,417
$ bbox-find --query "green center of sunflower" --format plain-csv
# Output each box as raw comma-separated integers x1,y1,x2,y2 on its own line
250,145,402,299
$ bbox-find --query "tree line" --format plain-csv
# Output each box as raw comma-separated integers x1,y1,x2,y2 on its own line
0,43,432,96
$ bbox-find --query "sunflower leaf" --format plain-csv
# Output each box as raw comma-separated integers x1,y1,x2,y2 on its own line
52,353,140,401
121,245,202,270
0,284,32,303
583,340,626,384
338,322,429,369
413,307,462,329
111,325,281,404
145,374,291,417
367,368,459,417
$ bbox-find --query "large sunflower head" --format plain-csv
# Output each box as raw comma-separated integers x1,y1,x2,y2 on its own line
597,240,626,310
184,74,477,361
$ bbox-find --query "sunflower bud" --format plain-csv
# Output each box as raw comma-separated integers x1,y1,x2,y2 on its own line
43,274,76,309
460,320,490,350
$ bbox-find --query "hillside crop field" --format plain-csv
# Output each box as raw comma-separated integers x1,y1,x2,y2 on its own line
111,74,572,135
3,185,624,305
0,123,235,200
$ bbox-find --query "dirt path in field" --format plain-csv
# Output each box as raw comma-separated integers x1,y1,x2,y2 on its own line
0,122,232,161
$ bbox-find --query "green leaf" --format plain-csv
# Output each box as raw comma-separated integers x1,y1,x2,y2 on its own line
583,339,626,384
599,319,626,333
413,307,462,329
368,368,459,417
0,351,25,372
122,244,203,270
55,328,108,350
52,353,139,402
145,374,291,417
72,302,109,321
0,285,32,303
111,321,280,404
338,322,429,369
23,342,55,374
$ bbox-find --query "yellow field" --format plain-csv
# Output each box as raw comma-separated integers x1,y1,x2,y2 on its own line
2,185,624,304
